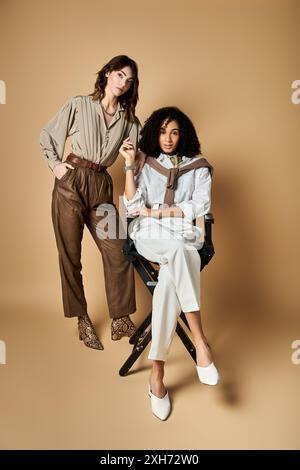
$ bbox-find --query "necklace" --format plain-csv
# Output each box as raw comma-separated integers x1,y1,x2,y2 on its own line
100,101,117,117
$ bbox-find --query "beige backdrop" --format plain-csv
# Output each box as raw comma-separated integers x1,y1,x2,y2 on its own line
0,0,299,450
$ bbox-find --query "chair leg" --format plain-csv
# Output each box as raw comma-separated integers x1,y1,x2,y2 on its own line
180,312,190,329
129,312,152,345
175,321,197,363
119,329,152,376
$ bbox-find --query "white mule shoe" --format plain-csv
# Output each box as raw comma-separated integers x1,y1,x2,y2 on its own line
196,362,219,385
148,386,171,420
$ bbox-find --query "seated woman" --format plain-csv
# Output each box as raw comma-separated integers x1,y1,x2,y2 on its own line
120,107,219,421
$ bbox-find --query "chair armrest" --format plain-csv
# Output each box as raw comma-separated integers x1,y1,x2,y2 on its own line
204,212,214,245
205,212,214,223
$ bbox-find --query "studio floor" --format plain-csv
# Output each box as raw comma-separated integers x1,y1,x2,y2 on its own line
0,296,299,450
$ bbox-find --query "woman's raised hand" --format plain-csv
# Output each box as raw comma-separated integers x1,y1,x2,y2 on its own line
119,137,136,165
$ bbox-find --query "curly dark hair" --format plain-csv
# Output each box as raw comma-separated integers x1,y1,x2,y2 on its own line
90,55,139,122
139,107,201,158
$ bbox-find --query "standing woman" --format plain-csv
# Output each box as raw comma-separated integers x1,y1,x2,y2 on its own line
120,107,219,420
40,55,141,350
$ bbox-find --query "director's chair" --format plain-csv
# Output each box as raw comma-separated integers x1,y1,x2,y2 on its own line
119,213,215,376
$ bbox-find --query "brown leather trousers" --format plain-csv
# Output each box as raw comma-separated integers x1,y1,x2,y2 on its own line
51,155,136,318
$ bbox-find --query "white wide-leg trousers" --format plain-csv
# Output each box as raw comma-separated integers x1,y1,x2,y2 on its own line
134,237,201,361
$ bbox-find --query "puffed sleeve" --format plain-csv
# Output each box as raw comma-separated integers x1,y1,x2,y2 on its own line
123,169,147,211
39,97,77,171
176,167,212,222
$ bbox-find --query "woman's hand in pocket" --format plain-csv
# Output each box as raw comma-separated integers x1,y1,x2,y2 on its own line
53,162,75,180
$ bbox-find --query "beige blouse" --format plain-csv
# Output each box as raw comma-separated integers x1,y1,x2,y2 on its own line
39,95,141,171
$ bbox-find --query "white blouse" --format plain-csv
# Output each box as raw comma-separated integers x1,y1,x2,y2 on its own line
123,153,212,248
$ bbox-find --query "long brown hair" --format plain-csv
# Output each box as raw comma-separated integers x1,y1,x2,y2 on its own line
90,55,139,122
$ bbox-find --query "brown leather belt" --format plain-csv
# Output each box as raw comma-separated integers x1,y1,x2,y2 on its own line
66,153,107,172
